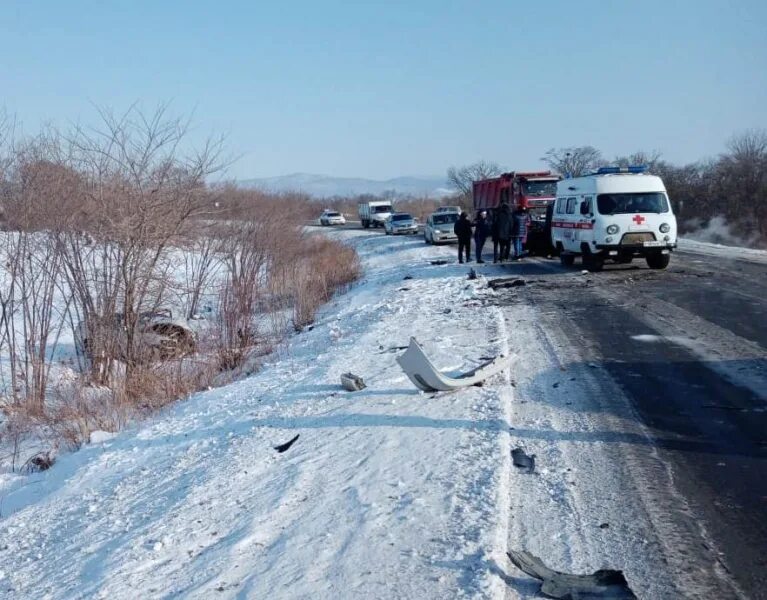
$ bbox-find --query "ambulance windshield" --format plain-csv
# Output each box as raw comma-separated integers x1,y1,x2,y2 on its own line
597,192,669,215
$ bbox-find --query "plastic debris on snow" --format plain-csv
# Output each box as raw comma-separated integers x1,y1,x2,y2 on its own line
511,447,535,474
340,372,367,391
506,549,637,599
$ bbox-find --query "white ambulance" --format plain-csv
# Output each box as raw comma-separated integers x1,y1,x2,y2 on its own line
550,166,677,271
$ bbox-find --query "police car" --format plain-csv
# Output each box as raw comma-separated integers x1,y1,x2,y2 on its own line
550,166,677,271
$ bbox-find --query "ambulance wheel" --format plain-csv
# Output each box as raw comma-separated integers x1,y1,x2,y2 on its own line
618,255,633,264
560,254,575,267
646,253,670,269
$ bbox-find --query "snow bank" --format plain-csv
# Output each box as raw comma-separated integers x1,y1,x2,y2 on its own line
0,230,514,599
679,237,767,264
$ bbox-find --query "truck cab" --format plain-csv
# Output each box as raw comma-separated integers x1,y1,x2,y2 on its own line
551,166,677,271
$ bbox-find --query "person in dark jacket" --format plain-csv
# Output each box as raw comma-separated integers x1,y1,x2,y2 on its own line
494,202,513,262
454,211,473,263
473,210,491,263
511,206,530,259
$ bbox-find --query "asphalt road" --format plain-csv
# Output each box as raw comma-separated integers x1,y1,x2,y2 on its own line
317,222,767,596
489,249,767,599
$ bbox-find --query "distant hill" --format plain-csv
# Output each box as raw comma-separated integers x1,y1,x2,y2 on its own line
238,173,455,199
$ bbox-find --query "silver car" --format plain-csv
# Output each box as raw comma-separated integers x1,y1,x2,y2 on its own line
424,212,458,244
384,213,419,235
76,309,196,363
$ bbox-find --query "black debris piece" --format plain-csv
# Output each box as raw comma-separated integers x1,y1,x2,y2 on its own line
468,268,478,280
488,278,527,289
599,523,610,529
430,259,449,265
25,451,55,473
398,287,411,292
511,448,535,473
403,275,414,280
274,434,300,453
443,308,452,314
506,549,636,599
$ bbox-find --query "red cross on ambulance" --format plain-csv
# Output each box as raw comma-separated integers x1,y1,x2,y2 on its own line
632,214,646,225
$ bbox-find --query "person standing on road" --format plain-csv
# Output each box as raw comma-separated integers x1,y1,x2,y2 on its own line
454,211,473,263
494,202,513,262
473,210,490,263
511,206,530,260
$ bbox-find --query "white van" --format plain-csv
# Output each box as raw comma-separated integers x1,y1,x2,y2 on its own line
550,166,677,271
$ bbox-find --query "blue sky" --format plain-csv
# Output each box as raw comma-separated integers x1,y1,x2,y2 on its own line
1,1,765,180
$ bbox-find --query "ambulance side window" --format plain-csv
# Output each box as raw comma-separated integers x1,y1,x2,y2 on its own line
580,196,592,215
566,197,577,214
556,198,565,214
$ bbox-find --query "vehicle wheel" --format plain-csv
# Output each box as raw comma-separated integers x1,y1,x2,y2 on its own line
362,220,369,228
618,255,633,264
424,234,430,244
560,253,575,267
646,253,670,269
385,229,390,235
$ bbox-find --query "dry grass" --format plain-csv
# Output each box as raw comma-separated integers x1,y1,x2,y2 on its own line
291,236,361,330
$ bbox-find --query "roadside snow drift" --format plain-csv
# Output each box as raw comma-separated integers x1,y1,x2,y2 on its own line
0,230,514,599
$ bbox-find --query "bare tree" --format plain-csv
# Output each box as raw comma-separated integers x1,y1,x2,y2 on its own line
446,160,503,199
614,150,664,172
719,129,767,237
542,146,603,177
727,129,767,162
60,104,226,386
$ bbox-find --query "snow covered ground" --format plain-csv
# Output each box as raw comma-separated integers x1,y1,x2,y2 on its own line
0,231,517,599
4,228,758,599
678,237,767,264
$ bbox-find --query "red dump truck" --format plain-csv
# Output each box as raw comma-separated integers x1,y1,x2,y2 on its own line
473,171,560,253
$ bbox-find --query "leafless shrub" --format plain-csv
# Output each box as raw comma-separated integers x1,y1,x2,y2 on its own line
0,106,363,470
291,236,360,330
214,212,295,370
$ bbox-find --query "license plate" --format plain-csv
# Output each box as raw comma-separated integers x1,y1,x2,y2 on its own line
643,241,663,247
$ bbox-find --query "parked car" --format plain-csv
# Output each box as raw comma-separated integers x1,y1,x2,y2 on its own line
384,212,419,235
424,211,459,244
434,205,461,215
76,309,196,363
319,209,346,226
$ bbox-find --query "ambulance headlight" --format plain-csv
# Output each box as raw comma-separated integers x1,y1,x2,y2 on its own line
606,224,620,235
659,223,671,233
